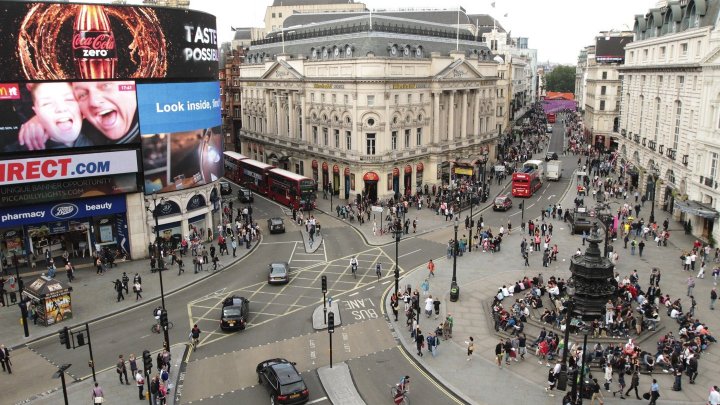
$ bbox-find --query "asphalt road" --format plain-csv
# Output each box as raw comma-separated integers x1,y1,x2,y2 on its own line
23,125,577,404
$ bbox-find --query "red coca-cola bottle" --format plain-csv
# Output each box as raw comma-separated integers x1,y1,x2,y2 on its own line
72,5,117,79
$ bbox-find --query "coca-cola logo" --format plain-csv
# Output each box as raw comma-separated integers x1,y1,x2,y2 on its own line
72,33,117,58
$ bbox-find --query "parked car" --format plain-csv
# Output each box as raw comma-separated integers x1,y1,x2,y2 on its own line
268,262,290,284
256,358,309,404
546,124,553,133
568,208,594,235
493,194,513,211
267,218,286,234
238,186,254,203
545,151,559,161
220,296,250,331
219,181,232,196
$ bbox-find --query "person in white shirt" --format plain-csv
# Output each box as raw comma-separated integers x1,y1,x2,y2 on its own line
424,295,434,318
501,285,511,297
708,385,720,405
670,308,681,319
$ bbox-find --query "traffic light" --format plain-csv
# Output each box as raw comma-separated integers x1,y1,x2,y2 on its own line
76,332,85,347
159,309,168,327
142,350,152,373
327,311,335,333
58,327,70,349
321,275,327,293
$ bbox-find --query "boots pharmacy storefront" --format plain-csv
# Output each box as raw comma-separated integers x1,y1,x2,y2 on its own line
0,195,131,266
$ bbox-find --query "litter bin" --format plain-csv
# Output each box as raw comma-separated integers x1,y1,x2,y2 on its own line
450,282,460,302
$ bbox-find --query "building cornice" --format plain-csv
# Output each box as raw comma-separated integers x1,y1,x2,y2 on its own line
617,63,701,72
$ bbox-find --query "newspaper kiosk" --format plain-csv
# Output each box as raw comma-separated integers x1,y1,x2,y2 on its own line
22,276,73,326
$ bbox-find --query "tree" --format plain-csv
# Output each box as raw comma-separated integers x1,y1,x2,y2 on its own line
544,65,576,93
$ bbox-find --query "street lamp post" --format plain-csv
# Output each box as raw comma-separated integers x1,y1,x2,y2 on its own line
572,328,590,405
328,182,333,214
393,220,402,296
557,298,574,391
648,164,660,224
146,193,169,350
450,217,460,301
468,197,474,253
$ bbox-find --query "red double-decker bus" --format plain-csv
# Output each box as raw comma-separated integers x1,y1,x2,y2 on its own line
237,158,274,194
512,169,542,197
223,151,248,184
547,113,556,123
268,168,316,210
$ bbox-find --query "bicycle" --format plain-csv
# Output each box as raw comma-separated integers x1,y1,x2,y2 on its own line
190,335,199,350
150,321,174,334
390,385,410,405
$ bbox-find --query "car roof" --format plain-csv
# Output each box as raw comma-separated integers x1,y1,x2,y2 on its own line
222,296,248,307
272,363,302,384
268,217,284,222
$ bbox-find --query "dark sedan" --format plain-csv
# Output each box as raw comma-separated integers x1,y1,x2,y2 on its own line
267,217,286,234
256,358,309,404
220,296,250,331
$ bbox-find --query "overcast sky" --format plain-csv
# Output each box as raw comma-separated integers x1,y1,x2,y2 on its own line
189,0,658,65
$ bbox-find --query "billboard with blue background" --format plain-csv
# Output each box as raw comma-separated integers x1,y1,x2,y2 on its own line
136,81,223,194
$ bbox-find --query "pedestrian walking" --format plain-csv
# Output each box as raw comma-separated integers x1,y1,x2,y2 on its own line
65,262,75,282
390,293,399,321
545,368,557,396
424,295,433,318
649,379,660,405
91,382,104,404
466,337,475,361
421,279,429,296
415,328,424,357
0,345,11,374
427,259,435,277
711,287,717,310
231,237,237,257
121,272,130,294
433,296,441,319
613,369,626,398
115,279,125,302
687,276,696,297
589,378,604,405
625,370,641,399
133,281,143,300
376,262,382,281
135,369,145,399
116,354,130,385
129,353,138,377
495,339,504,368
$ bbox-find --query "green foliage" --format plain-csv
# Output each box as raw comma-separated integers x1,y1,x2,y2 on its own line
545,65,576,93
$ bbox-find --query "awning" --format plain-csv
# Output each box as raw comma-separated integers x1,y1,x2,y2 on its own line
674,200,719,219
455,158,477,166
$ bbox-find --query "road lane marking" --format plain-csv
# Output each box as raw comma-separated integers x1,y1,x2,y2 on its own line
306,397,329,404
398,248,421,258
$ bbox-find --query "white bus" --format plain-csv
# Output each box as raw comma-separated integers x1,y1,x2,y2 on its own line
523,159,544,179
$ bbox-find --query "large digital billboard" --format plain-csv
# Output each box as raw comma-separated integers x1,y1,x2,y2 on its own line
137,81,222,194
0,81,139,153
595,36,633,64
0,1,218,81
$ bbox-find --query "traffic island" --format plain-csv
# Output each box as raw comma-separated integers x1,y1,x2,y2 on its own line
312,299,341,330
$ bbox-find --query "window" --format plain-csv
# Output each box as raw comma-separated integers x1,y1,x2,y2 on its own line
278,12,282,17
643,49,648,61
394,95,399,105
599,100,606,111
693,76,698,91
680,43,688,56
312,126,318,144
658,76,663,86
407,94,412,104
334,129,340,148
674,100,682,150
677,76,684,89
234,92,240,102
271,13,275,18
630,51,634,62
310,93,315,102
660,46,666,59
602,71,608,80
615,100,621,111
323,127,328,145
601,86,607,95
416,128,422,146
711,152,719,181
367,95,375,106
332,94,336,104
654,98,661,141
344,95,349,105
697,41,702,57
405,129,411,148
233,107,240,118
391,131,397,150
366,134,376,155
420,94,424,103
321,94,325,103
345,131,352,150
642,75,646,87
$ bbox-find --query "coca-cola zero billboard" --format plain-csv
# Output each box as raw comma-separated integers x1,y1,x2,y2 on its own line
0,1,218,81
